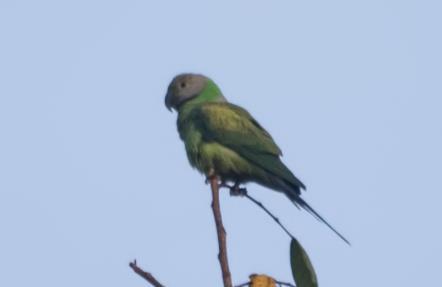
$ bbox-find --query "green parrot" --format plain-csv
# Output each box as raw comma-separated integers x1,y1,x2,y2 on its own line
165,73,349,244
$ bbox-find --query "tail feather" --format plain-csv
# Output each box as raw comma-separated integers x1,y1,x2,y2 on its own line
261,173,350,244
288,192,351,245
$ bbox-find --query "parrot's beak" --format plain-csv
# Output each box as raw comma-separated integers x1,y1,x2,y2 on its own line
165,91,174,112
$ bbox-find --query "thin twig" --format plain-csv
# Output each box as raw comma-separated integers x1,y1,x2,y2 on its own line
210,177,233,287
275,280,296,287
219,183,295,240
129,260,165,287
244,193,295,240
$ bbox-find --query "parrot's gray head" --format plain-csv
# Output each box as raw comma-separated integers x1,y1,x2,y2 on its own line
165,73,208,111
165,73,226,111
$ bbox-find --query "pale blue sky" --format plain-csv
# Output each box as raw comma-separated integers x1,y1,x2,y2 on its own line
1,1,441,286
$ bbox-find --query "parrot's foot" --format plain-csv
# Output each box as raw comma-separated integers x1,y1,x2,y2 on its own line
230,187,247,197
229,184,247,197
219,182,248,197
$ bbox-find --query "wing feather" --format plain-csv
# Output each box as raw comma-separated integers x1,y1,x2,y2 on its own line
195,102,305,189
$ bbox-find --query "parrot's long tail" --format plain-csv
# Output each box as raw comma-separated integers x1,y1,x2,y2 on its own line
286,190,351,245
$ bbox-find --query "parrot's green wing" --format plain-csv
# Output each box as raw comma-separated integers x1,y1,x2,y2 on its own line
195,102,306,190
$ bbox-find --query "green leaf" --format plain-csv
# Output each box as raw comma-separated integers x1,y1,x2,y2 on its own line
290,238,318,287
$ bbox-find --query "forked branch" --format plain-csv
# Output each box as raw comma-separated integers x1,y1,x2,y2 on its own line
130,182,295,287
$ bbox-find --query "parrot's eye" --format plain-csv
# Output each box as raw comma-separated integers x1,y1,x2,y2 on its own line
180,82,186,88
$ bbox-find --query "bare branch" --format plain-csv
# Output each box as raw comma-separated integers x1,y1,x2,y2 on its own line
129,183,296,287
129,260,165,287
210,176,233,287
